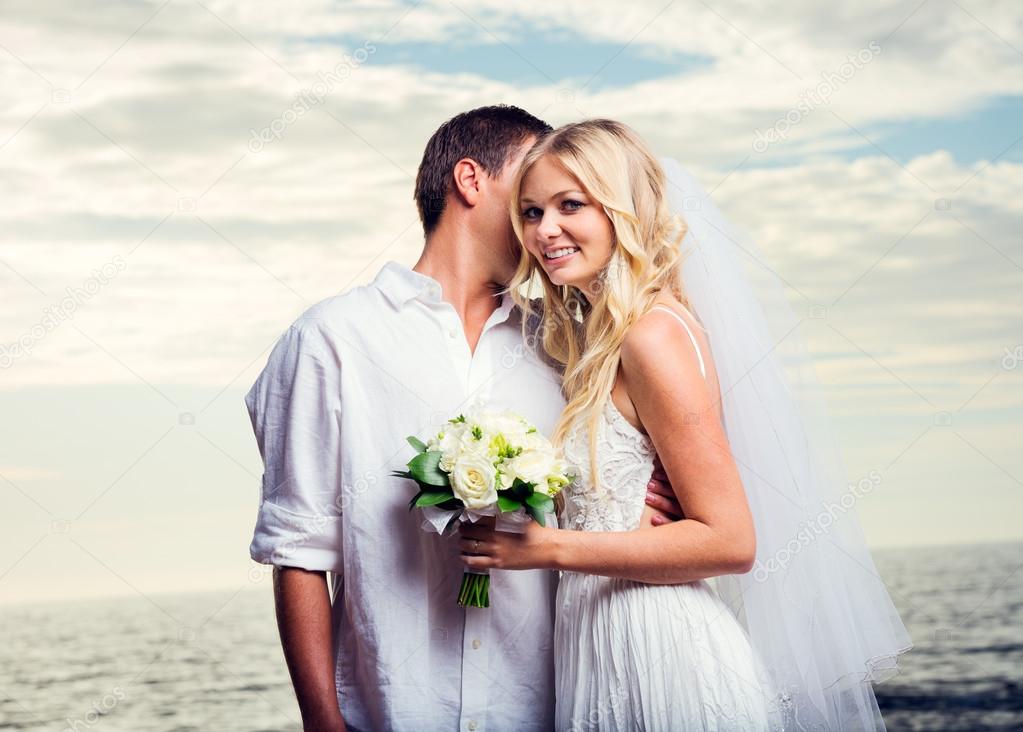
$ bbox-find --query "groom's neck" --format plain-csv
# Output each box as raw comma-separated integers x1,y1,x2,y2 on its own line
414,228,506,347
415,231,504,312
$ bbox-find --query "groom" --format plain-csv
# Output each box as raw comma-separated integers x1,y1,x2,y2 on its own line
244,105,681,731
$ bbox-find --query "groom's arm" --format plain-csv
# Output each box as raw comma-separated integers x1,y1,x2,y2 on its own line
274,567,346,731
244,320,348,730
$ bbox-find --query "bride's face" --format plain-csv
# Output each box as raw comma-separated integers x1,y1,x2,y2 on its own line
518,155,614,292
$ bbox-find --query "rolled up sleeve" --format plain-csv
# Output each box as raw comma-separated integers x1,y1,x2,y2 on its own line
244,321,344,573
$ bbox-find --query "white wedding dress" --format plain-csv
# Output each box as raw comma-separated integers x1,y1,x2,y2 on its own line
554,306,781,732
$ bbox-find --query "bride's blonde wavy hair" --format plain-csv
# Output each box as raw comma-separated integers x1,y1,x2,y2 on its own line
507,119,690,491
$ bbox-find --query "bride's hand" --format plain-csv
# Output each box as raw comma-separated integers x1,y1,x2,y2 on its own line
458,515,559,571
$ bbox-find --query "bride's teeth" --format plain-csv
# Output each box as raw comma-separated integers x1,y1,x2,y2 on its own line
545,248,579,260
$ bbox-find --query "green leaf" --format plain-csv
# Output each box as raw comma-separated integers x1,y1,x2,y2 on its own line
526,492,554,514
390,470,413,480
407,487,443,510
408,451,449,487
414,491,456,508
497,494,522,513
510,478,533,500
406,435,428,453
525,492,554,526
525,503,546,527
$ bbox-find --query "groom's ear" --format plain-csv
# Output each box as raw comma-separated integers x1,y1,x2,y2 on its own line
451,158,483,207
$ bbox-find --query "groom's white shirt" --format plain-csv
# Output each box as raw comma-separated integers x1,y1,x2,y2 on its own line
245,261,566,732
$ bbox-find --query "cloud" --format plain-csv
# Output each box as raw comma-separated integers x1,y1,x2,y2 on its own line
1,0,1020,405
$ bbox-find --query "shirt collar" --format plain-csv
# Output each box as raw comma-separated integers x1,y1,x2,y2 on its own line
373,261,517,326
374,261,442,308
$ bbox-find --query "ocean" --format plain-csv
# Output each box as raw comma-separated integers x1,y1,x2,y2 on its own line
1,540,1020,731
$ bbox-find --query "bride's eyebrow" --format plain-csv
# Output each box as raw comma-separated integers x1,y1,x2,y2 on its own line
520,190,586,204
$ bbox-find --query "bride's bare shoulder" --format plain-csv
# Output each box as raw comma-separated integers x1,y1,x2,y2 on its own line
621,298,709,377
647,296,705,330
628,296,704,338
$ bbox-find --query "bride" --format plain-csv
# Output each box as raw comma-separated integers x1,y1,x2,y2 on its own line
459,119,912,731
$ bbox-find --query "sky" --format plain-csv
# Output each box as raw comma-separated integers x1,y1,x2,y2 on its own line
1,0,1021,606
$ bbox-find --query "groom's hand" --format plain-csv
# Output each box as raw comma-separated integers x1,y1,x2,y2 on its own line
644,455,685,526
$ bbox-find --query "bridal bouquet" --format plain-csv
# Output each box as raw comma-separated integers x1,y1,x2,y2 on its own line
393,408,573,608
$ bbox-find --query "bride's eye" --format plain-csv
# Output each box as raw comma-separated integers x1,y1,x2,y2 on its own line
521,207,542,220
562,199,584,212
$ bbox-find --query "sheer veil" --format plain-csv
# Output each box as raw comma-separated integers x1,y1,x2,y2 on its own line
660,157,913,730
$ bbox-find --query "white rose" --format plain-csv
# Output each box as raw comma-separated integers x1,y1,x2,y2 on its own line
504,448,557,489
481,411,530,442
458,423,498,461
451,451,498,509
521,430,551,451
438,426,468,472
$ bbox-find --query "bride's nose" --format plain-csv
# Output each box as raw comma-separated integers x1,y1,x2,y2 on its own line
537,211,562,240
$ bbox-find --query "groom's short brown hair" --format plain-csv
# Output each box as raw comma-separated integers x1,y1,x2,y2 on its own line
414,105,551,236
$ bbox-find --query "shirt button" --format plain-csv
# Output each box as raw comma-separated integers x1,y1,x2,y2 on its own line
472,639,481,649
467,722,477,731
448,328,459,339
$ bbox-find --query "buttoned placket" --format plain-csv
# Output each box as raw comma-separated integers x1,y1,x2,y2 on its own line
459,605,491,732
459,303,515,732
416,287,513,732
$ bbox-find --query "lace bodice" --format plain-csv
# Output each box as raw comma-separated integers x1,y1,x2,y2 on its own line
560,399,657,532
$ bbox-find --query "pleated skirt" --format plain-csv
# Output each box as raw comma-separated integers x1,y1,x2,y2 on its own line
554,571,779,731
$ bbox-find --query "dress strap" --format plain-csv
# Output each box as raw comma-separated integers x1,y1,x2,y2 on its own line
648,305,707,379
